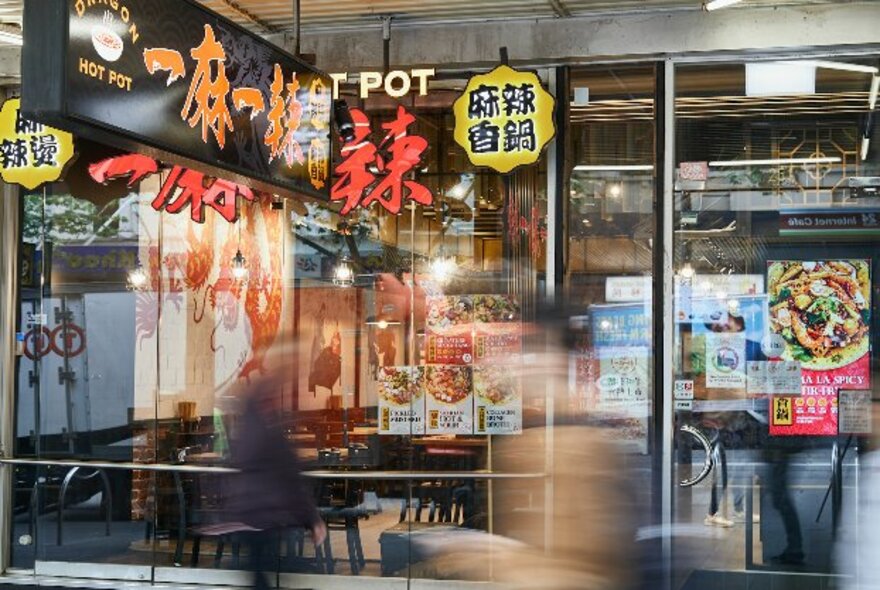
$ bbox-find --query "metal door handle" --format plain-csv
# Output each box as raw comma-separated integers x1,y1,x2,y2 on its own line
679,425,713,488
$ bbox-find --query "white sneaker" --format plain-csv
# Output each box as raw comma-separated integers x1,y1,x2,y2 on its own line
704,513,734,528
733,510,760,524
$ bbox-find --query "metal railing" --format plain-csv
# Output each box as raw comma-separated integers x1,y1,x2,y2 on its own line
0,457,546,480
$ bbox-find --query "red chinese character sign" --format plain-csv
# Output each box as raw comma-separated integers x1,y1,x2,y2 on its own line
452,65,556,174
331,106,433,215
89,154,256,224
22,0,332,200
0,99,75,190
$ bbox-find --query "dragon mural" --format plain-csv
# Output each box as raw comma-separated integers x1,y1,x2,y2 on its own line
90,154,284,382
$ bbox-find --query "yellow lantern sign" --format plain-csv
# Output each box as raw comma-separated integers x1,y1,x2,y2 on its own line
453,65,556,174
0,98,75,190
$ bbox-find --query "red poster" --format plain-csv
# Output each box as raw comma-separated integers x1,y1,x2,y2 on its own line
767,260,871,436
474,295,521,363
426,296,474,365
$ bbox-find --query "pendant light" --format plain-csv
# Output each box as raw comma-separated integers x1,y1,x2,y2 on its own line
332,256,355,287
126,266,149,291
231,221,248,281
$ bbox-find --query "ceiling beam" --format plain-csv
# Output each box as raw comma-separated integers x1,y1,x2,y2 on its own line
302,3,880,72
547,0,572,18
215,0,279,33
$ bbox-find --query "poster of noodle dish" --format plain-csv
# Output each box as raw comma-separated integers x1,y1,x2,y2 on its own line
767,260,871,436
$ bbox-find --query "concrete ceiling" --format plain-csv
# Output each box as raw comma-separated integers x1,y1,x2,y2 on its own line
195,0,844,32
0,0,852,41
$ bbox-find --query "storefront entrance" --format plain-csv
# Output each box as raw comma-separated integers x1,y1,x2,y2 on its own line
3,49,879,590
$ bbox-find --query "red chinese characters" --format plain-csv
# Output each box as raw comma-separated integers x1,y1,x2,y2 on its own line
88,154,255,224
153,166,255,224
331,106,432,215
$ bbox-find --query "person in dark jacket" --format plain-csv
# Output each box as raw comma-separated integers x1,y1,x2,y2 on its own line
227,370,327,589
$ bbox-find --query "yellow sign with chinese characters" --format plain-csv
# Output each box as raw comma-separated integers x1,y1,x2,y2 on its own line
0,99,75,190
452,65,556,174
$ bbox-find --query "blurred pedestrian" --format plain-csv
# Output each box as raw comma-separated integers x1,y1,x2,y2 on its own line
412,308,640,590
226,367,327,589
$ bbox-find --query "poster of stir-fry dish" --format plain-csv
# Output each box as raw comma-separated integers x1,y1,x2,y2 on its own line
426,296,474,365
474,365,522,434
474,295,522,362
426,365,474,434
767,260,871,436
378,366,425,435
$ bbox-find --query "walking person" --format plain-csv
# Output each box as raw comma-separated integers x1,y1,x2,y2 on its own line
227,367,327,588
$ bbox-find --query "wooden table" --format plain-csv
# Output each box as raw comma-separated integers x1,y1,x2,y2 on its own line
412,436,488,447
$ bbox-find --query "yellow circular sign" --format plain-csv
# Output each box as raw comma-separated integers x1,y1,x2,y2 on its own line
0,98,75,190
453,65,556,174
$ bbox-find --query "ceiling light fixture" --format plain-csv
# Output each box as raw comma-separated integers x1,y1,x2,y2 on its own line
429,254,457,286
231,222,248,281
789,60,879,75
703,0,744,11
365,315,401,329
332,256,355,287
231,250,248,281
574,165,654,172
709,156,841,167
869,75,879,111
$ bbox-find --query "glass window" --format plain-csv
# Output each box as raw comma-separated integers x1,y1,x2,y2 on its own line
672,56,879,585
10,69,551,586
566,64,657,459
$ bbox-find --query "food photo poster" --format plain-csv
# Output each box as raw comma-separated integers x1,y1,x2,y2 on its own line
766,260,871,436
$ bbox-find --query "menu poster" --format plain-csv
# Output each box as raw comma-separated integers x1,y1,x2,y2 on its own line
474,295,522,362
378,366,425,435
706,332,748,389
474,365,522,435
767,260,871,436
426,296,474,365
426,366,474,434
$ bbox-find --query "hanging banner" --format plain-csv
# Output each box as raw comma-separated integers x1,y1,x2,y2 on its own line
767,260,871,436
452,65,556,174
22,0,332,199
0,98,75,190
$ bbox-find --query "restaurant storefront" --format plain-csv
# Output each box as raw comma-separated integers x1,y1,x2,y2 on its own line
1,2,879,589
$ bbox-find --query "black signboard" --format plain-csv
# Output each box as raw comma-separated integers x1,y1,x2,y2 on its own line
22,0,332,200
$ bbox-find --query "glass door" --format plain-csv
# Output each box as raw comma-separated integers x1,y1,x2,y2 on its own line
671,56,879,589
